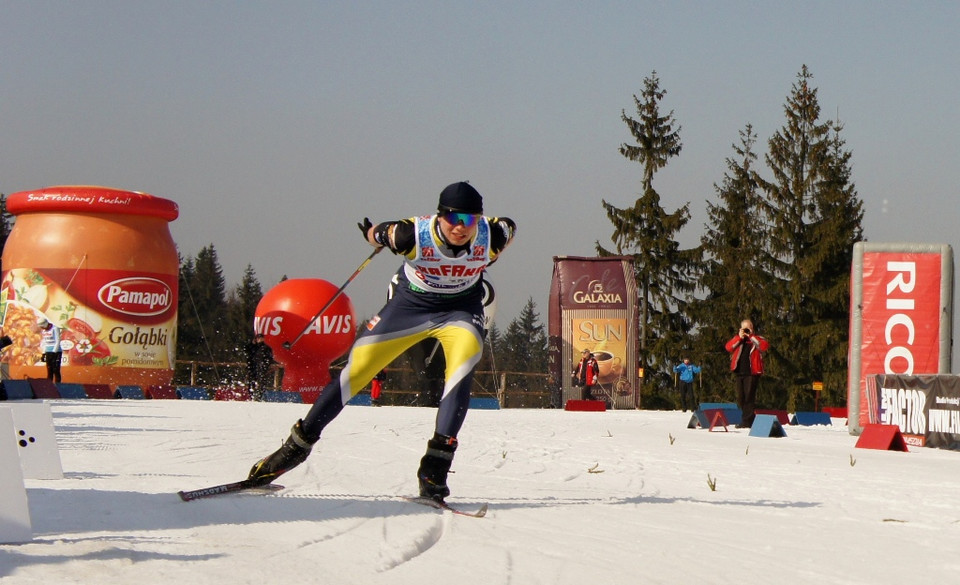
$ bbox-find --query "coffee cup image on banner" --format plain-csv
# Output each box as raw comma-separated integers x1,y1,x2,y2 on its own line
592,350,623,381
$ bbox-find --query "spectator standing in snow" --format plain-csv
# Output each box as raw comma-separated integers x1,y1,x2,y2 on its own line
245,334,274,400
724,319,770,428
673,357,701,412
38,317,62,383
370,369,386,406
573,350,599,400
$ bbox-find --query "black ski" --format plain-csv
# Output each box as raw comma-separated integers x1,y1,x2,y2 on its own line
179,483,485,517
403,496,488,518
178,480,284,501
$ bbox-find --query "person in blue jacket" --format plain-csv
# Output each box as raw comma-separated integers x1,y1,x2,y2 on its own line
673,357,701,412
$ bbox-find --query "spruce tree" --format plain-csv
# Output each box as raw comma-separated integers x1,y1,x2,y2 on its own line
479,321,503,373
192,245,228,354
802,121,863,407
598,71,697,404
176,255,201,362
691,124,772,403
757,65,864,410
0,194,12,262
176,245,229,384
228,264,264,342
501,297,548,374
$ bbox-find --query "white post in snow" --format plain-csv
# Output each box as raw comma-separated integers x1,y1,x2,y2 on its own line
0,408,32,543
4,402,64,479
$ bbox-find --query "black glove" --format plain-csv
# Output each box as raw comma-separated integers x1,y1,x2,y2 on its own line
358,217,374,241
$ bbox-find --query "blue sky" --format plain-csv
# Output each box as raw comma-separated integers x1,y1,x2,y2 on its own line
2,1,958,337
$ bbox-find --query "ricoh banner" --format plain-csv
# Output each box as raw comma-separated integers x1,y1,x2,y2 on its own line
548,256,638,409
848,243,953,435
867,374,960,450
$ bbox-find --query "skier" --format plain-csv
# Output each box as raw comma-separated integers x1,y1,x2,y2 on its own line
247,182,516,502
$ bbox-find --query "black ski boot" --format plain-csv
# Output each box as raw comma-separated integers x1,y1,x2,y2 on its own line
417,433,458,502
247,419,316,486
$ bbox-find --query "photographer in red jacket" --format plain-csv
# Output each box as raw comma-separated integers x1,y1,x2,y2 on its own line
724,319,770,428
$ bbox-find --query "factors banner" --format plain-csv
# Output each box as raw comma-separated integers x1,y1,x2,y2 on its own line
870,374,960,449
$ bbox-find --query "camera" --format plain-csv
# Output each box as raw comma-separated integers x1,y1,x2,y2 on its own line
742,328,751,335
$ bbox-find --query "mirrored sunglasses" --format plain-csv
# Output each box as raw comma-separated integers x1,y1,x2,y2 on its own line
443,211,481,227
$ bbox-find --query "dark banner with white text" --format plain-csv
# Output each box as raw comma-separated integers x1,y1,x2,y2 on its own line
870,374,960,450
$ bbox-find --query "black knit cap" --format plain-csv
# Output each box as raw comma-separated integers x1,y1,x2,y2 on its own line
438,182,483,214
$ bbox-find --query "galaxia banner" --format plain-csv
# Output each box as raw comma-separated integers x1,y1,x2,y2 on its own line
548,256,638,409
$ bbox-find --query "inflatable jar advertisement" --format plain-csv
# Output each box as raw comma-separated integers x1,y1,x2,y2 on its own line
1,186,179,386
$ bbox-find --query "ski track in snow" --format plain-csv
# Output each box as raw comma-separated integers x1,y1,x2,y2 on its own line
376,511,446,572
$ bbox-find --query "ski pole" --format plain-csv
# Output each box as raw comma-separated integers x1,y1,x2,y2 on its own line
281,246,383,350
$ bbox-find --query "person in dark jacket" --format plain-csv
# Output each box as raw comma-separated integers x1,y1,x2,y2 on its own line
724,319,770,428
245,334,274,400
573,349,599,400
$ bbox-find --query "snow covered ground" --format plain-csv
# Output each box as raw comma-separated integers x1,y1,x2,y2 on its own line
3,399,959,584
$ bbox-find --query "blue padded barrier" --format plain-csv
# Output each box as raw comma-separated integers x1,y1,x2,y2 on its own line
790,411,832,426
2,380,34,400
262,390,303,403
697,402,742,425
177,386,212,400
749,414,788,438
698,402,738,411
347,393,372,406
57,383,88,399
469,397,501,410
692,409,710,428
116,385,145,399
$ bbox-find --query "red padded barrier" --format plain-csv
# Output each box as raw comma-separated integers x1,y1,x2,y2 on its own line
83,384,116,399
755,409,790,425
855,424,909,452
29,378,61,399
214,387,252,401
564,400,606,412
821,406,848,419
145,385,179,399
703,409,729,432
